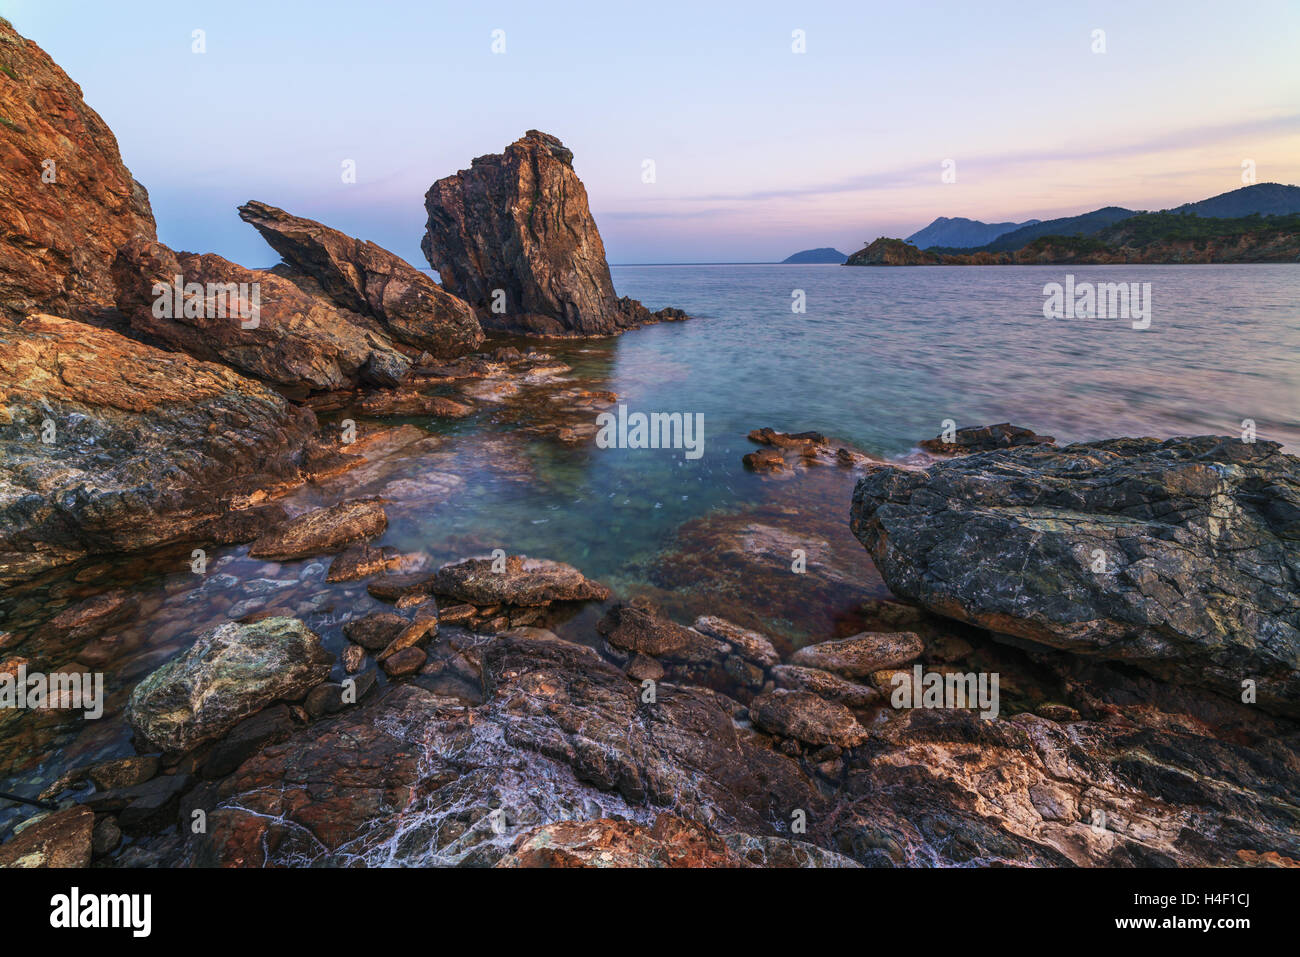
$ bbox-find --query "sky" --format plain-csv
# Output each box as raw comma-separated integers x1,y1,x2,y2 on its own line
4,0,1298,265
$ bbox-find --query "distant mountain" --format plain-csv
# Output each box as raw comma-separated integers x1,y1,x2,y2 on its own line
906,217,1040,250
781,247,848,264
967,206,1137,253
1174,183,1300,218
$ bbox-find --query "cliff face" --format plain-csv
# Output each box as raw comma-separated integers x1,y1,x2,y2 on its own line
0,18,156,323
238,201,484,358
423,130,687,336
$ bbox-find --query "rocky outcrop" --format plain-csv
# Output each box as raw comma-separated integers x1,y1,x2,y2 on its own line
789,632,923,677
237,201,483,358
112,239,411,393
851,435,1300,714
918,422,1055,455
0,19,156,323
0,314,318,585
422,130,688,336
127,617,332,753
844,238,938,266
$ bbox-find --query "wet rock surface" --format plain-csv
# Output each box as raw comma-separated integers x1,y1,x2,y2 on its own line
852,435,1300,714
0,314,319,586
430,554,611,607
0,805,92,868
127,617,332,753
918,422,1055,455
422,130,687,337
238,200,483,358
248,499,388,561
0,18,156,323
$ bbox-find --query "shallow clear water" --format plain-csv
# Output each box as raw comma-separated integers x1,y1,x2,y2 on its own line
2,263,1297,829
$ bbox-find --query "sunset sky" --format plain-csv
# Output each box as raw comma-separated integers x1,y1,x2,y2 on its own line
6,0,1298,264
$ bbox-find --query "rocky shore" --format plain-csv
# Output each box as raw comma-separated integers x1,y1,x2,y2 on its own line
1,19,1297,869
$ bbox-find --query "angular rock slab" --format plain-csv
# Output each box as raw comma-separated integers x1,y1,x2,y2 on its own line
238,200,483,358
851,435,1300,714
112,239,410,392
127,617,332,753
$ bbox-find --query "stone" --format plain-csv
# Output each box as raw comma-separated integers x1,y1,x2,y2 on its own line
343,612,408,651
376,613,438,662
0,806,93,868
743,448,786,472
422,130,687,336
238,200,483,357
851,435,1300,714
127,617,333,753
87,754,159,791
596,600,722,662
82,772,191,833
200,704,294,778
770,665,878,708
91,816,122,856
625,654,665,682
748,690,869,747
693,616,780,668
112,238,411,392
918,422,1055,455
430,554,610,607
0,315,317,587
790,632,923,678
382,646,426,677
0,19,156,323
248,499,387,561
342,644,367,674
326,544,403,582
356,390,476,418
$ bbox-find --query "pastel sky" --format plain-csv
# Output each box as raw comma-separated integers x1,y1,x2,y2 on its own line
5,0,1298,264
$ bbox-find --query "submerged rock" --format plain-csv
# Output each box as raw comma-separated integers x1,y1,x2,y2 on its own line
248,499,388,561
0,18,156,323
422,130,687,336
918,422,1055,455
430,554,610,607
851,435,1300,714
127,617,332,753
238,200,483,358
0,314,318,586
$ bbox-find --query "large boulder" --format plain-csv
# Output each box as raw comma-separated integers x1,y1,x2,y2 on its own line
0,18,156,323
422,130,687,336
112,238,410,392
237,200,483,358
851,435,1300,714
0,314,318,586
127,617,332,753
